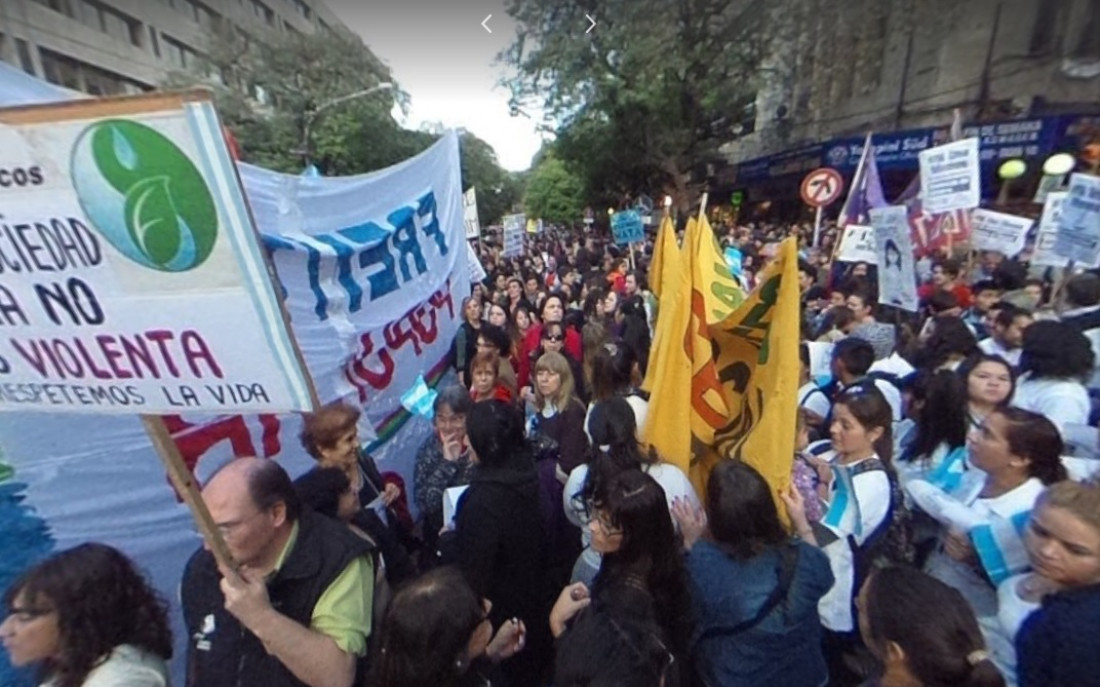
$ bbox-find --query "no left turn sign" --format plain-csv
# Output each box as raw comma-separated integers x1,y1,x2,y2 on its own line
801,167,845,208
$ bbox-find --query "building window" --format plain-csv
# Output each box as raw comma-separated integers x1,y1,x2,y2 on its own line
31,0,76,18
39,49,82,90
16,38,36,74
149,26,161,57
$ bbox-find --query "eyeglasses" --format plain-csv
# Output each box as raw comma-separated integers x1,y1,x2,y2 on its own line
543,334,564,342
436,413,465,426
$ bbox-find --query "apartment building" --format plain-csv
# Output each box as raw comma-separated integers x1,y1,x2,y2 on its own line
0,0,350,96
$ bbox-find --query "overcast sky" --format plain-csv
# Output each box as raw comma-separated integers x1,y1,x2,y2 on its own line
326,0,545,172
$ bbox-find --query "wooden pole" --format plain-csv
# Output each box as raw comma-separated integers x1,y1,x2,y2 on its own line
141,415,239,575
698,193,709,223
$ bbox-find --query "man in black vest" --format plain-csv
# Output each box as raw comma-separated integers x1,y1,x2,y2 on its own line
182,457,373,687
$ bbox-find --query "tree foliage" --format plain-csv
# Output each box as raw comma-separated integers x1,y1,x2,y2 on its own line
163,27,519,214
524,154,584,224
501,0,781,210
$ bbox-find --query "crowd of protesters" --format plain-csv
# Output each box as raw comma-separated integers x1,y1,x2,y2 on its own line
2,218,1099,687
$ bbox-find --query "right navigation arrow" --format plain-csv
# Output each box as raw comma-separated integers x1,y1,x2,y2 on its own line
585,14,596,34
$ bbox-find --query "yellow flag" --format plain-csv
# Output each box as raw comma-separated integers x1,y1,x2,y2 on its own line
708,237,801,521
682,214,743,495
641,215,681,394
648,215,678,300
641,218,693,471
691,214,743,325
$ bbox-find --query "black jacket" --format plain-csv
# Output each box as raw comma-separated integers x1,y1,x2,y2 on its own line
182,509,373,687
456,460,553,686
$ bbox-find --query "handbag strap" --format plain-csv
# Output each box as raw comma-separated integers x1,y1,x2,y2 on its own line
693,543,800,644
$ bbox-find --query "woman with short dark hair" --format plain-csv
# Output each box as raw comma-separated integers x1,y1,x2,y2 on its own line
1,543,172,687
452,400,553,685
673,461,833,687
1014,320,1093,433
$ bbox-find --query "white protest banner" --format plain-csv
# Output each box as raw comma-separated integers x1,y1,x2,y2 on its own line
462,186,480,239
1053,174,1100,266
0,102,469,687
835,224,877,263
502,213,525,257
870,205,919,312
467,241,487,283
0,92,313,414
919,137,981,214
970,209,1032,257
1031,192,1069,267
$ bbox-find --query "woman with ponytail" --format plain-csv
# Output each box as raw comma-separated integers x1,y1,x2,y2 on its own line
858,566,1005,687
910,407,1068,619
562,397,699,586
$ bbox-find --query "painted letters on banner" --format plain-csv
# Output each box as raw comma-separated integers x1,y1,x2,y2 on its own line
918,138,981,214
970,209,1032,257
0,94,313,414
835,224,877,263
502,213,525,257
871,206,920,312
463,187,480,239
1031,192,1069,267
1052,174,1100,266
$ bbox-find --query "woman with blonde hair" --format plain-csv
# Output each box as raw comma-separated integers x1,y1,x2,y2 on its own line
530,352,588,478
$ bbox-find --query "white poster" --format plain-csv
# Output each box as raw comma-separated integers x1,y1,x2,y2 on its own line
0,95,313,414
835,224,877,263
502,213,525,258
463,186,480,239
919,138,981,214
1053,174,1100,267
870,205,919,313
970,209,1032,257
1031,192,1069,268
467,241,487,283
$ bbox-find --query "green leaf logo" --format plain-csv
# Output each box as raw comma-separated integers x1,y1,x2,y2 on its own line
71,119,218,271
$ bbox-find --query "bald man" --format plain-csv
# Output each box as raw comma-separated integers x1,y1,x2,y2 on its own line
181,457,373,687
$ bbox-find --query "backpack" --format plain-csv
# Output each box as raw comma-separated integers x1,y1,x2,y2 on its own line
846,458,916,614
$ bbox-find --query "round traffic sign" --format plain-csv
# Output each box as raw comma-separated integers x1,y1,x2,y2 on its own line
800,167,845,208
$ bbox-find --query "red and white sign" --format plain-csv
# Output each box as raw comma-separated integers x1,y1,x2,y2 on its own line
801,167,845,208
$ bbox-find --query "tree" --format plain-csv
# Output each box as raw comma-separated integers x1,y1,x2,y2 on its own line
163,26,431,175
501,0,782,211
459,131,524,225
524,154,585,224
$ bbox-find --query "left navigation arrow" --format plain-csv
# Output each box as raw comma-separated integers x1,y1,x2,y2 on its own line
482,14,492,33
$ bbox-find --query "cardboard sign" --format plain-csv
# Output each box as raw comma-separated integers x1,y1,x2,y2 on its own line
870,206,919,312
0,91,314,414
1053,174,1100,266
502,213,525,257
919,138,981,214
611,210,645,245
462,187,480,239
835,224,877,263
970,209,1032,257
1031,192,1069,267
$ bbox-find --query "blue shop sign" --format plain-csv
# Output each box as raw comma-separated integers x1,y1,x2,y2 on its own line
737,115,1077,182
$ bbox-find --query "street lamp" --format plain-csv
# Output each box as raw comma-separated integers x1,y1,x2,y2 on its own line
300,82,394,168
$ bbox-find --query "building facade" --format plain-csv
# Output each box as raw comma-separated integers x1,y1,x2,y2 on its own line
0,0,350,96
721,0,1100,205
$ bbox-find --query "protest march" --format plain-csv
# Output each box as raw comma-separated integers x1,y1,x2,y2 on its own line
1,10,1100,687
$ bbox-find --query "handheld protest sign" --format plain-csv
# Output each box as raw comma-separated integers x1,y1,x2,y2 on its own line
0,89,329,572
0,89,318,413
